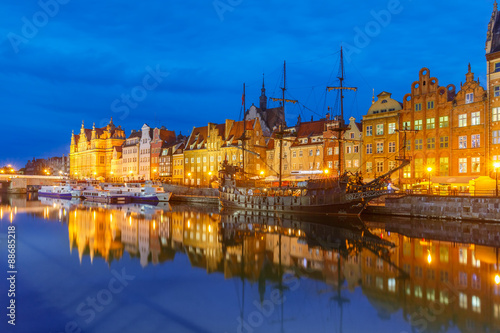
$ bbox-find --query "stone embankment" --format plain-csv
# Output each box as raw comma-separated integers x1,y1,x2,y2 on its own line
364,194,500,222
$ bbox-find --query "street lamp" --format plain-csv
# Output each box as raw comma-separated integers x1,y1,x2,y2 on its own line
427,167,432,195
494,162,500,197
324,169,330,175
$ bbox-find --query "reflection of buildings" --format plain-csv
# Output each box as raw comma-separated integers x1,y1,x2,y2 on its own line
29,199,500,332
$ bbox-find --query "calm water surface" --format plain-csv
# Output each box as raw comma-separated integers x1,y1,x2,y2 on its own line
0,194,499,333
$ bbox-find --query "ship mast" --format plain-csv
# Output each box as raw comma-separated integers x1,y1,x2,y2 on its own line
242,83,246,177
327,47,357,176
270,61,298,187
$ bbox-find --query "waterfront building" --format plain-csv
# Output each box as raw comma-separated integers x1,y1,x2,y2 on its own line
138,124,153,180
150,127,176,181
159,140,186,183
343,116,363,175
362,92,403,183
172,144,185,185
122,130,141,181
289,117,327,177
69,119,126,180
486,2,500,176
183,119,265,187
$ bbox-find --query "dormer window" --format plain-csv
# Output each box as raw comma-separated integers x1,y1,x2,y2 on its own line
381,100,387,103
495,62,500,73
466,93,474,104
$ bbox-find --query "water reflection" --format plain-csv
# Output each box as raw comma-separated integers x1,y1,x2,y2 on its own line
2,195,500,333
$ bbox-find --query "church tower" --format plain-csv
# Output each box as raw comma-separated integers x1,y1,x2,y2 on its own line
259,74,267,111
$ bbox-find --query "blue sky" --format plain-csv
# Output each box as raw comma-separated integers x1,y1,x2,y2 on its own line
0,0,495,168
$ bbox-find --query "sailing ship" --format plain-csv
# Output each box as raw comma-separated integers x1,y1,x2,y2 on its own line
219,47,410,216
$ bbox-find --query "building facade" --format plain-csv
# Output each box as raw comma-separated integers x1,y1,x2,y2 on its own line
70,119,125,180
362,92,403,182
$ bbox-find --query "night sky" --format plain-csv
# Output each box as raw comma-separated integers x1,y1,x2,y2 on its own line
0,0,494,168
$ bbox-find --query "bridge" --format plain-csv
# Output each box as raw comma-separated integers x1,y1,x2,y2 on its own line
0,175,64,194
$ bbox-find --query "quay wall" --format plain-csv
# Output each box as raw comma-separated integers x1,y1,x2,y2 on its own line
367,195,500,222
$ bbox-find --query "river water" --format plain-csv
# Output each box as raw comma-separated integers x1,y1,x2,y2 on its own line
0,193,499,333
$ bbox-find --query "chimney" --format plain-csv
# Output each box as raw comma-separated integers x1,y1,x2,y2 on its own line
326,113,330,120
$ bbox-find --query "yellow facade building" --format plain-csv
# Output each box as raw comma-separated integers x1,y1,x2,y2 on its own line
183,119,265,186
70,119,125,180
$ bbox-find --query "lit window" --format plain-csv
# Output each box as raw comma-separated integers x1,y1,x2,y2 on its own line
414,120,422,131
403,121,411,130
459,293,468,309
376,124,384,135
327,148,332,155
459,114,467,127
426,118,435,129
376,161,383,173
388,123,396,134
459,158,467,173
494,131,499,144
493,107,500,122
471,112,480,125
472,296,481,313
366,162,372,173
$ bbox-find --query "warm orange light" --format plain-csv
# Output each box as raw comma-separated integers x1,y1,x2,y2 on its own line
188,173,192,177
208,171,212,176
153,169,157,173
427,250,432,264
10,169,14,172
0,170,4,174
495,274,500,285
324,169,330,174
129,171,133,174
110,171,114,175
260,170,265,176
427,167,432,172
495,162,500,169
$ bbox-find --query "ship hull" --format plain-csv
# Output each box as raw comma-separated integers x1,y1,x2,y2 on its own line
219,193,367,216
39,192,73,199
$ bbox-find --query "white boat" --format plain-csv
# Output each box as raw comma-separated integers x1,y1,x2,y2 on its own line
39,184,73,199
82,186,132,204
104,182,172,202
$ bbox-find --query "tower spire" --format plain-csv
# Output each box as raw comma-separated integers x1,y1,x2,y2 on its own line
260,73,267,110
372,89,375,104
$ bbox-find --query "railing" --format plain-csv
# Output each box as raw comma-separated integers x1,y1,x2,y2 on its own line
395,189,500,197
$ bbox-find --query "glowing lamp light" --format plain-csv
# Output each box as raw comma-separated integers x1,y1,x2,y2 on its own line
495,274,500,285
324,169,329,174
495,162,500,169
260,170,265,176
208,171,212,176
427,167,432,172
188,173,192,177
427,250,432,264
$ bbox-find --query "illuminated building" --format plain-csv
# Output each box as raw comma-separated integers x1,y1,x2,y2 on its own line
70,118,125,180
